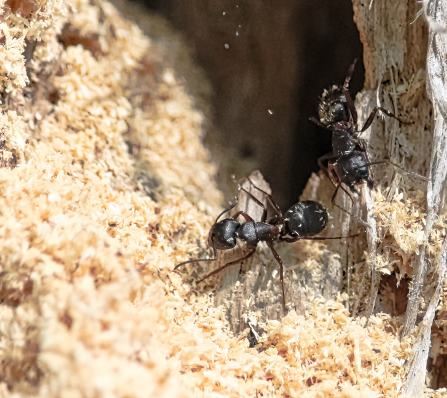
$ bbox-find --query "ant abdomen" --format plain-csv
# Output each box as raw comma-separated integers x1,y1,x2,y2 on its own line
283,201,328,237
334,151,371,192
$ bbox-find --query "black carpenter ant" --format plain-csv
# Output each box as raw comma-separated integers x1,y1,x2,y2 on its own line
174,178,353,313
310,59,419,203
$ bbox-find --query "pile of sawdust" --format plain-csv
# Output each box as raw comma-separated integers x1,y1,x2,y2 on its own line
0,0,441,396
373,189,447,278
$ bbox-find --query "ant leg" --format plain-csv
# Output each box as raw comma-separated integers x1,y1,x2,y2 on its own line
366,160,429,181
331,183,341,205
174,241,219,271
234,176,278,222
174,256,217,271
326,161,341,186
325,162,359,212
239,186,269,222
318,152,337,174
213,200,238,224
343,59,358,126
246,177,283,219
331,182,354,206
266,242,286,314
323,165,368,226
326,163,354,205
309,116,332,130
232,210,255,222
321,160,354,210
357,107,410,135
213,175,265,225
281,233,360,243
196,248,256,284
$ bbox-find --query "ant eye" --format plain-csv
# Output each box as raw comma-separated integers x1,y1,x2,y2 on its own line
332,102,347,122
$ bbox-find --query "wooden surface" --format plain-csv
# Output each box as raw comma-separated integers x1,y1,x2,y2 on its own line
352,0,447,394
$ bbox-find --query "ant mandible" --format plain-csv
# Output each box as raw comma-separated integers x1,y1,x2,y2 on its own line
174,177,354,313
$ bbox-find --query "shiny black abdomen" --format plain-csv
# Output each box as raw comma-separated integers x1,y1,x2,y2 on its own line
334,151,369,190
283,201,328,237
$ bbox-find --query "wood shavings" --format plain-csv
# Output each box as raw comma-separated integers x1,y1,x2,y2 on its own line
373,189,447,279
402,0,447,337
0,1,218,396
351,0,447,393
401,1,447,393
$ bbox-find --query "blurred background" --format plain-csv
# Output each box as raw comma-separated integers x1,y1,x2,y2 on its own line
129,0,363,207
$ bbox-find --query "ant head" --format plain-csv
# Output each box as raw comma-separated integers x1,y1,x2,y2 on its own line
283,201,328,237
318,86,349,126
209,218,241,250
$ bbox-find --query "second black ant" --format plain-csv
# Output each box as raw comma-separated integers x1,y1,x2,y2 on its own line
310,59,425,204
175,177,356,313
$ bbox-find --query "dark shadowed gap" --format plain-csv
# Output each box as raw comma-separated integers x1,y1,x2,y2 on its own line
291,1,364,202
124,0,363,207
126,0,161,10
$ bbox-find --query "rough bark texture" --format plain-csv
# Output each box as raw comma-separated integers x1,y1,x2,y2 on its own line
349,0,431,320
352,0,447,394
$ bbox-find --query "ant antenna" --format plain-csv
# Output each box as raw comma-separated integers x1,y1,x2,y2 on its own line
343,58,358,127
246,176,283,218
173,247,217,271
195,249,256,284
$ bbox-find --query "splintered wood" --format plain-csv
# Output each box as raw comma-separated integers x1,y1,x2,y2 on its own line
351,0,447,395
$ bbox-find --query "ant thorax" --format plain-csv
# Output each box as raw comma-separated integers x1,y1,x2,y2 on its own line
331,127,357,156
